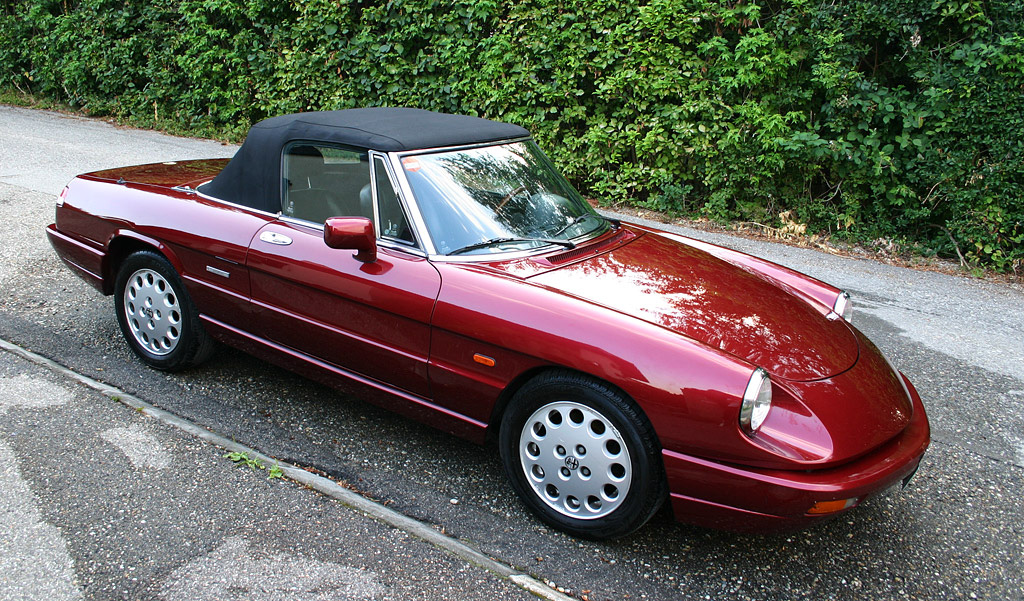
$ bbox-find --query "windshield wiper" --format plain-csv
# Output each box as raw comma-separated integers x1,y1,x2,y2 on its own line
548,214,593,238
449,236,575,256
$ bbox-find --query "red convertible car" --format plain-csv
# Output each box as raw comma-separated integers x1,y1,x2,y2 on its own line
47,108,929,539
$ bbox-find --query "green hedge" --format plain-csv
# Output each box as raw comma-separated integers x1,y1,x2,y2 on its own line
3,0,1021,271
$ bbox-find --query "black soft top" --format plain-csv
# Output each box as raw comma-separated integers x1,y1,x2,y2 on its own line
197,107,529,213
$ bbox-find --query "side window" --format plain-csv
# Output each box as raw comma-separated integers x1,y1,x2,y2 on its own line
282,144,372,224
372,156,416,245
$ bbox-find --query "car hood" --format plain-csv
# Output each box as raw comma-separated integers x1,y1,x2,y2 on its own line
528,232,858,382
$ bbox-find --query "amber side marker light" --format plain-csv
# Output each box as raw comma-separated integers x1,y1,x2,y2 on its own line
473,354,496,367
806,498,859,515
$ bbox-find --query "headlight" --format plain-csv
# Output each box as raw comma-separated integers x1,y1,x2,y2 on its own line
832,290,852,322
739,367,772,434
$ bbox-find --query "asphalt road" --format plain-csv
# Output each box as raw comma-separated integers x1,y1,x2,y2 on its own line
0,346,539,601
1,105,1022,600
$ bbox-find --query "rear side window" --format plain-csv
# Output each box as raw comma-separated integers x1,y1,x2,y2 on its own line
282,144,372,224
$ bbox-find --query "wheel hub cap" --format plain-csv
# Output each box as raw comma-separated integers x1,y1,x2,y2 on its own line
519,401,632,520
123,268,181,356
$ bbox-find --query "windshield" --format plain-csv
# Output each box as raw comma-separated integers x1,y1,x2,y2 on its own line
400,140,608,256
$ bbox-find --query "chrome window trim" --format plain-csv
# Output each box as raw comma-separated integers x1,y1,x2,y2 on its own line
369,151,423,251
202,180,428,259
278,214,321,230
378,237,429,258
277,213,428,258
388,137,608,262
385,152,438,256
368,151,383,229
394,136,534,159
196,186,280,219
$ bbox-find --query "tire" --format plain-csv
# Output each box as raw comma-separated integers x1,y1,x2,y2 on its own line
114,250,215,371
499,371,667,540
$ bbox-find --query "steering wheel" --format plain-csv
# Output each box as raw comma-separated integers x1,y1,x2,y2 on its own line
495,185,528,215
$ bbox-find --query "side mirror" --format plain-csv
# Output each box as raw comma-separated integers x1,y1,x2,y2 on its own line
324,216,376,263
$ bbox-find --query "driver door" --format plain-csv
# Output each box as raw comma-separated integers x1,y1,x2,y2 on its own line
246,147,439,398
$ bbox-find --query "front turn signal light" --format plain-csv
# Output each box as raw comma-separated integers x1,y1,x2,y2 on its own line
806,498,859,515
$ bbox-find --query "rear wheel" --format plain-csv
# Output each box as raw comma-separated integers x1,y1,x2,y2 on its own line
114,250,214,371
499,371,666,539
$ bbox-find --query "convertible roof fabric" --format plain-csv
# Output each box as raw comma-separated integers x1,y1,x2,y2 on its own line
198,108,529,213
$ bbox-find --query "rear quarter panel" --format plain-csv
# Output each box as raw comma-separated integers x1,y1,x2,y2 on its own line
54,175,273,326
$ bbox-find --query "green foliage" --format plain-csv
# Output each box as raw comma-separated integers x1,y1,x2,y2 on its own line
2,0,1021,270
224,450,283,479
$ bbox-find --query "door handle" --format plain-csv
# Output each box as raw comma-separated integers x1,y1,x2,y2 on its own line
259,231,293,246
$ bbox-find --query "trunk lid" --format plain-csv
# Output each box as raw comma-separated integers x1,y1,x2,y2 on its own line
86,159,228,189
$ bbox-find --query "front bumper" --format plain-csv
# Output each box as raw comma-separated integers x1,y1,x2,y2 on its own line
663,373,930,532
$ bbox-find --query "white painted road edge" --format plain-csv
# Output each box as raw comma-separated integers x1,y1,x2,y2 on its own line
0,337,576,601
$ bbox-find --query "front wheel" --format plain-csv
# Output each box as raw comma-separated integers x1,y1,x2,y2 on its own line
499,371,667,540
114,250,214,371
